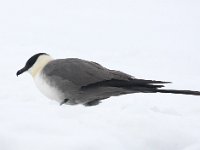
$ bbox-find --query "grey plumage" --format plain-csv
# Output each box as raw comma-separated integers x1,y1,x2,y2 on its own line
16,53,200,106
42,58,200,106
42,58,134,105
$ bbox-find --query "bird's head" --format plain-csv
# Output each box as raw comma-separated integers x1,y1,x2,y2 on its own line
16,53,53,77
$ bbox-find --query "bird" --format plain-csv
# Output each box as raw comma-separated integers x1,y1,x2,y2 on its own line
16,53,200,106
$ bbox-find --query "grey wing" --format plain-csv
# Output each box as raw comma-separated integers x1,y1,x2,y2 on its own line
42,58,168,105
43,58,133,87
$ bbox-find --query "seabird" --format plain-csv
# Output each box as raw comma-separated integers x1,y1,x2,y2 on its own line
16,53,200,106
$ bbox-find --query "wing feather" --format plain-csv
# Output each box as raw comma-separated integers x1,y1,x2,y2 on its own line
43,58,133,87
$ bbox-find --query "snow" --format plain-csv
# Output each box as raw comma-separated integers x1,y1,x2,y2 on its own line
0,0,200,149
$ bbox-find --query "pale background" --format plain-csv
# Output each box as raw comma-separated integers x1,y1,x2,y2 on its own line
0,0,200,150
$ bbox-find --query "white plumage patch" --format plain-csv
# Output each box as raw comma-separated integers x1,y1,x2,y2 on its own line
34,73,64,103
27,54,64,103
28,55,53,77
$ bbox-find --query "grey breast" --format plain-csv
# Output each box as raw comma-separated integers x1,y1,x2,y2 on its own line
42,58,133,104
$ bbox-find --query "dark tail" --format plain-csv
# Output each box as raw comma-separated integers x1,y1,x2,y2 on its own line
155,89,200,96
132,79,200,96
81,78,200,96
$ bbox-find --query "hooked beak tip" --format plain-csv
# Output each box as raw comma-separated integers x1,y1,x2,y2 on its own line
16,67,27,77
16,71,21,77
16,72,19,77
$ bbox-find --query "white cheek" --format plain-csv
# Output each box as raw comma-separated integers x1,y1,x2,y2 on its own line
34,73,64,103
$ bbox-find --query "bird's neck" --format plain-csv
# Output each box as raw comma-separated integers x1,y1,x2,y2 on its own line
29,55,53,77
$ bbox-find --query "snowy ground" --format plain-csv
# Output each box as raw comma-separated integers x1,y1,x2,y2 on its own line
0,0,200,150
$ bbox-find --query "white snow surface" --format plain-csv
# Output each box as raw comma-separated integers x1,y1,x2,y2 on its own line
0,0,200,150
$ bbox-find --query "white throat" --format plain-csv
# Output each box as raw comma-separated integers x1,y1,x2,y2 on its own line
28,55,53,77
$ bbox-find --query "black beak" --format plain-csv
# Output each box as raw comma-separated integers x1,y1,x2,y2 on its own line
16,67,27,76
